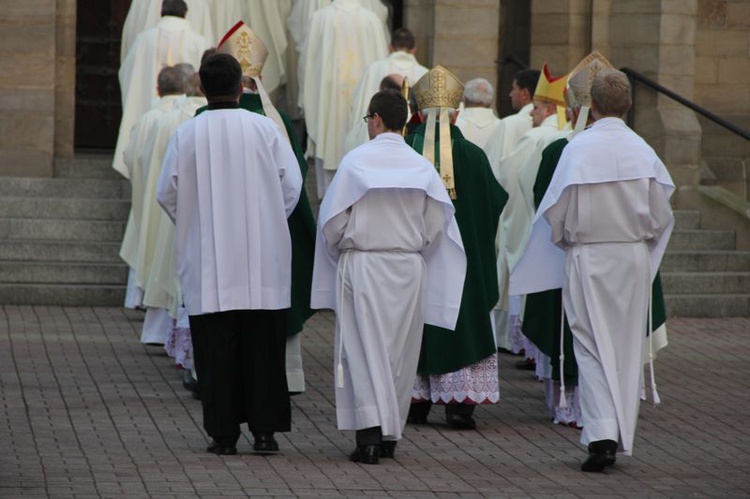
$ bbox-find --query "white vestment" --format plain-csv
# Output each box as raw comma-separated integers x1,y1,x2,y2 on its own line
302,0,388,199
511,117,674,455
115,16,209,178
120,95,184,280
485,102,534,174
120,0,214,62
455,107,502,153
493,114,560,350
157,107,302,316
208,0,292,95
311,132,466,440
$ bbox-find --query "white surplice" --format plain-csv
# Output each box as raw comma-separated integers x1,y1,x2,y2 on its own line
511,117,674,455
493,114,560,350
302,0,388,198
485,102,534,175
455,107,502,153
311,132,466,440
157,107,302,315
208,0,293,94
115,16,209,178
120,0,214,62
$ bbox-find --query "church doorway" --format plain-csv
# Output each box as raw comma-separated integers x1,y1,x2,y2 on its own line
497,0,531,118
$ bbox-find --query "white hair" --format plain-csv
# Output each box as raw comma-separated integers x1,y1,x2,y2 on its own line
463,78,494,107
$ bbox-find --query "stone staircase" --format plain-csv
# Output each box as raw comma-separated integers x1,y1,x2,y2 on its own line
661,210,750,317
0,153,129,306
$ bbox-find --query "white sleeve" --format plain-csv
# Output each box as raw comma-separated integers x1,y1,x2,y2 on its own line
544,185,574,250
273,130,303,217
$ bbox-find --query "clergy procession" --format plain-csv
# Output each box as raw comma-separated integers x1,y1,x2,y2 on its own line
116,0,674,473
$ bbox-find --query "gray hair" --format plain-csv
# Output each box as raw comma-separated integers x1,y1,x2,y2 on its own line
463,78,494,107
590,69,632,117
157,66,185,95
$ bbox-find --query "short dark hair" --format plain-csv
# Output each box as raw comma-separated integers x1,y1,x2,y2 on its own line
391,28,416,51
201,47,217,65
379,75,402,92
157,66,185,94
161,0,188,18
368,89,408,131
199,53,242,99
514,69,541,92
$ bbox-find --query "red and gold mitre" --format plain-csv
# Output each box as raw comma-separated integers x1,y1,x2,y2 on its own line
216,21,268,78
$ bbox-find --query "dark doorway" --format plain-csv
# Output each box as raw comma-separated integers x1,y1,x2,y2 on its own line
75,0,131,150
497,1,530,118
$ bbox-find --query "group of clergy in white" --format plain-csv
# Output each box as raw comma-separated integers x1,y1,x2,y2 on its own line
114,0,675,472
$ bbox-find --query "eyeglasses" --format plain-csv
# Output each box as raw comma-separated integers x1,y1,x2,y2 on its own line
362,113,376,123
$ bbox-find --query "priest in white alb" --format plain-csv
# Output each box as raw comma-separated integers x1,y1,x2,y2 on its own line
311,89,466,465
454,78,502,153
510,69,674,472
115,0,209,178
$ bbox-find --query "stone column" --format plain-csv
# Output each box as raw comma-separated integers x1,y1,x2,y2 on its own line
406,0,500,87
55,0,77,165
609,0,702,189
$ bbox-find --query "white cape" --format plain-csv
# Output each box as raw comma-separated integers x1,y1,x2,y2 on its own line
510,117,675,296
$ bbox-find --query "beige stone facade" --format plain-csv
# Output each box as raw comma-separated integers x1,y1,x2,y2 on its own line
0,0,75,177
0,0,747,195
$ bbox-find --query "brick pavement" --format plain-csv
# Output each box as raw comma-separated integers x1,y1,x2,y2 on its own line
0,306,748,498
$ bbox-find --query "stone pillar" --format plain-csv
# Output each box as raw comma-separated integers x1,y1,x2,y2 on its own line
609,0,702,189
0,0,76,177
406,0,500,87
530,0,591,75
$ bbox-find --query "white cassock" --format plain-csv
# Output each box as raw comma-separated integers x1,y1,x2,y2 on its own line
493,113,561,351
311,132,466,440
208,0,293,95
511,117,675,455
115,16,209,178
120,0,214,62
485,102,534,174
302,0,388,199
455,107,502,153
120,95,184,310
157,107,302,316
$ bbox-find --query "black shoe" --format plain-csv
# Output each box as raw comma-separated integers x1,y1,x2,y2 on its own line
515,358,536,370
380,441,396,458
407,401,432,424
580,440,617,472
252,432,279,453
207,439,237,456
446,413,477,430
182,371,198,393
349,444,380,465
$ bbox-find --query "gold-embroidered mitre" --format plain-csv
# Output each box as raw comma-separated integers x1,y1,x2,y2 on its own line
566,51,614,109
533,63,567,107
216,21,268,78
412,65,464,110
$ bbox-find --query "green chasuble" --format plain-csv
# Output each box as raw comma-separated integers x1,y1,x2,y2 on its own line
522,137,668,383
406,124,508,374
196,95,316,336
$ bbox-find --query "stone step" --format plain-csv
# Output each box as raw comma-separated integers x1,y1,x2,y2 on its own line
55,152,124,180
661,250,750,272
668,229,735,250
0,261,127,285
0,177,129,199
661,272,750,294
672,210,701,230
664,294,750,318
0,283,125,307
0,219,125,242
0,198,129,221
0,240,123,263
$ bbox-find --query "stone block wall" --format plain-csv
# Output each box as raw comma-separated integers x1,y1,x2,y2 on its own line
0,0,75,177
406,0,499,91
695,0,750,200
